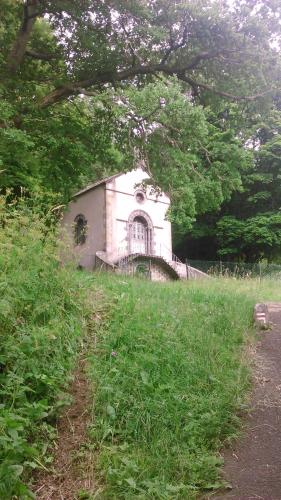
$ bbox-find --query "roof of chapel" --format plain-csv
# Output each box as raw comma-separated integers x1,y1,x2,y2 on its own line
73,172,123,198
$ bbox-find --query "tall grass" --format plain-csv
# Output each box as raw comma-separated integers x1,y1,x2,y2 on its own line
87,274,261,498
210,275,281,303
0,201,99,498
2,197,279,498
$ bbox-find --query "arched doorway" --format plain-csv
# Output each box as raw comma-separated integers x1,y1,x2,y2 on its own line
128,210,153,255
132,216,148,254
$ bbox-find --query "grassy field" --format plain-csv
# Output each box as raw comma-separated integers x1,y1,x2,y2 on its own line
2,202,280,499
84,274,279,499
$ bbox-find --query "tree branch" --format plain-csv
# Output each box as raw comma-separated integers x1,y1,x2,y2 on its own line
182,49,243,72
39,55,277,108
161,24,189,64
25,49,58,61
40,65,162,107
7,0,41,73
76,88,99,97
120,18,143,67
178,75,276,101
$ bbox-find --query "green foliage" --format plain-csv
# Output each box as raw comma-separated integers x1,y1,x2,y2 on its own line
216,213,281,261
107,80,251,228
2,193,281,497
177,108,281,261
0,199,96,498
0,96,126,202
220,111,281,261
0,76,252,227
1,0,280,225
87,274,256,498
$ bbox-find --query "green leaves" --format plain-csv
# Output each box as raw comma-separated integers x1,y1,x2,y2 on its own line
1,0,279,226
106,405,116,420
216,213,281,260
118,80,251,228
0,201,97,497
2,0,281,253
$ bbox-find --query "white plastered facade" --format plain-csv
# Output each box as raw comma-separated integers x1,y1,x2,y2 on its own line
62,167,172,268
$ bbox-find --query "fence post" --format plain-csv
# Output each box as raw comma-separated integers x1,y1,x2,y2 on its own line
185,259,189,280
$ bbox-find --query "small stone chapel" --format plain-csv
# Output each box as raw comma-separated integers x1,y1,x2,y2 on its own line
62,167,203,281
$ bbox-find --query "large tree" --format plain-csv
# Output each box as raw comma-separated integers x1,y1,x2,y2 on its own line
1,0,281,223
3,0,280,105
176,107,281,261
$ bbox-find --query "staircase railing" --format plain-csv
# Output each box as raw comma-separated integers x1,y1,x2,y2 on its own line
116,243,183,265
154,242,183,264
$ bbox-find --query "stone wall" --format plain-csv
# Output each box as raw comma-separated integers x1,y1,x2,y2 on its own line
187,265,209,279
150,262,174,281
116,258,175,282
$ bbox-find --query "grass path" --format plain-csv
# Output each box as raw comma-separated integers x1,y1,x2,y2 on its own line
83,275,261,499
28,274,281,499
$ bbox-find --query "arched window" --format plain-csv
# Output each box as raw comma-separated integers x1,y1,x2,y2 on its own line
74,214,87,245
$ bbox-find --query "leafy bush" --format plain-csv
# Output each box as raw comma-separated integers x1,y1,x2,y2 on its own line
0,199,93,498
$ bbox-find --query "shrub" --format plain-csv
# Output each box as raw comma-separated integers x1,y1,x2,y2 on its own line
0,199,91,498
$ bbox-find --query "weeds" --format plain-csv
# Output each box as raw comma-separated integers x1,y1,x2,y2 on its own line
2,197,280,498
87,275,258,498
0,201,98,498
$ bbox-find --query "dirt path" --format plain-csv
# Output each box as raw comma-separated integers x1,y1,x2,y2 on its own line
32,359,98,499
211,303,281,500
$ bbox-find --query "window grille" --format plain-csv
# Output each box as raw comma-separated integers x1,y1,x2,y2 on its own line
74,214,87,245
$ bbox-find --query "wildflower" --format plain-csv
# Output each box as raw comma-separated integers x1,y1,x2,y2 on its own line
111,351,117,357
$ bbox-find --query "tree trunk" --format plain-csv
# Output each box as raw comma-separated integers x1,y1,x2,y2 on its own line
8,0,40,74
